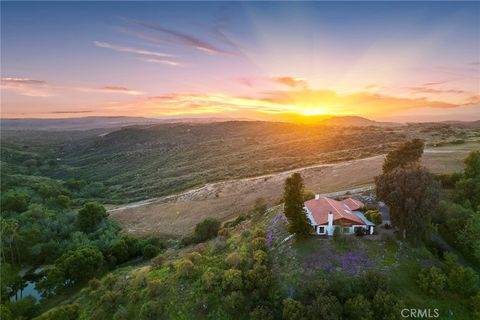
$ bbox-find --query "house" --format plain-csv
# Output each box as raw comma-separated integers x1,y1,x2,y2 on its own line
304,195,375,236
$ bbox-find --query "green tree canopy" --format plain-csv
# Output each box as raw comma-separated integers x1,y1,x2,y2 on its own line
454,151,480,210
77,202,108,233
382,139,424,173
376,166,440,245
193,218,220,243
1,191,29,213
283,173,312,238
55,246,104,283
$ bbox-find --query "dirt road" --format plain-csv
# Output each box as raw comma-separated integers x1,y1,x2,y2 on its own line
109,142,478,237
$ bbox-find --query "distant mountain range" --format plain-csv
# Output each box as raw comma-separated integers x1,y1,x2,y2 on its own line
0,116,249,131
318,116,400,127
2,115,479,131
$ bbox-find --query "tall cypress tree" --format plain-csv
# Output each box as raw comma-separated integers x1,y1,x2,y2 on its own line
283,173,312,238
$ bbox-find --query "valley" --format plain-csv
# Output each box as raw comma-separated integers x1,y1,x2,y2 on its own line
109,141,480,237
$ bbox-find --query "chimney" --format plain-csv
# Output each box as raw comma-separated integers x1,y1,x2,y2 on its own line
328,211,333,227
315,194,320,200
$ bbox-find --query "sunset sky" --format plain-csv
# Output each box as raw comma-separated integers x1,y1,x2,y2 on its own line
1,1,479,122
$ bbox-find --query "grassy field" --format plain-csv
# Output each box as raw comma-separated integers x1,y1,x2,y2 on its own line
109,141,480,237
2,121,479,237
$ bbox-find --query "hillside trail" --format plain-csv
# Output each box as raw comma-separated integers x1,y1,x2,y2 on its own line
109,154,382,212
109,144,472,212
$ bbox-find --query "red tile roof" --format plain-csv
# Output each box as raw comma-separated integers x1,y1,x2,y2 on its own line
341,198,365,211
304,196,365,226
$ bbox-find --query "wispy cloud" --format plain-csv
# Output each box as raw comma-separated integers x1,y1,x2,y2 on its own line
1,77,52,97
94,41,173,58
126,18,231,55
464,95,480,105
420,81,450,87
1,77,144,97
50,110,93,114
75,86,144,95
138,57,182,67
409,87,465,94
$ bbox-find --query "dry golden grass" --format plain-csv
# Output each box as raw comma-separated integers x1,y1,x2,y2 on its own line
110,141,479,237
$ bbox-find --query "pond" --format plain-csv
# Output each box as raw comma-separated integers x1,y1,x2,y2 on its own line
10,281,42,303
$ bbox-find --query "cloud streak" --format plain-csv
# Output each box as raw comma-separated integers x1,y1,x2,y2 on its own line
121,87,472,120
1,77,52,97
139,57,182,67
1,77,144,97
126,18,231,55
94,41,173,58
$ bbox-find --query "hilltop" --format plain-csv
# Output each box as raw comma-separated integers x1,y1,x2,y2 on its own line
319,116,399,127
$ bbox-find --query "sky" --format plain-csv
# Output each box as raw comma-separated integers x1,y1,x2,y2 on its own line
1,1,479,122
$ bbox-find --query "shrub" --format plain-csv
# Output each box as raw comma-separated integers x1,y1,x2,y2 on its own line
252,237,267,251
333,227,344,242
250,306,275,320
193,218,221,243
225,252,241,268
142,244,159,260
241,230,251,239
227,214,248,228
436,172,462,189
56,246,104,283
372,290,402,320
253,250,268,265
147,279,164,298
303,190,315,201
151,255,166,268
282,298,305,320
88,278,101,290
212,237,227,252
358,270,388,299
253,198,268,215
56,195,71,208
224,291,245,313
0,305,12,320
253,227,266,238
306,294,342,320
110,240,130,264
1,191,29,213
246,264,273,292
186,251,202,264
447,265,479,297
217,228,230,237
344,295,373,320
8,296,38,320
417,267,447,296
139,301,163,320
201,270,218,291
77,203,108,233
222,268,243,291
471,292,480,319
364,210,382,225
33,304,79,320
176,259,195,278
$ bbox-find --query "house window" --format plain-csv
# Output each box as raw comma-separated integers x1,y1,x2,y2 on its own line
318,226,326,234
343,227,350,234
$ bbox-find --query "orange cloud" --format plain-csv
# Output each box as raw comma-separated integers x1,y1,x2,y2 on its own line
272,76,307,88
117,88,464,120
